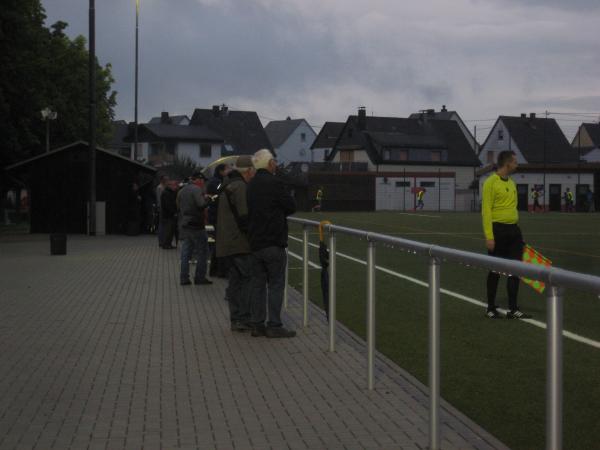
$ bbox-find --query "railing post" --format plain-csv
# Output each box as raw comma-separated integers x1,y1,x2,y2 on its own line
328,231,336,352
283,248,289,311
547,286,563,450
367,240,376,390
428,256,441,450
302,226,309,327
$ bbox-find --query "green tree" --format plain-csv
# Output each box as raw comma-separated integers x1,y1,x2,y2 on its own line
0,0,116,169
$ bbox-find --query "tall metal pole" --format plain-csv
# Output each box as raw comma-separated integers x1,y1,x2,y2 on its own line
89,0,96,236
543,111,547,212
134,0,139,160
328,231,337,352
302,226,309,327
428,256,441,450
366,240,376,390
546,286,563,450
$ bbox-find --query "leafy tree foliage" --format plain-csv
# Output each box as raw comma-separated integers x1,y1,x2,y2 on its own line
0,0,116,169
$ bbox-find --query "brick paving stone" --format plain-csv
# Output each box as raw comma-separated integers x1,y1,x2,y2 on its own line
0,235,509,450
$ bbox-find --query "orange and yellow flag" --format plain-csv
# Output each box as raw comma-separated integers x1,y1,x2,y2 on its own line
521,245,552,294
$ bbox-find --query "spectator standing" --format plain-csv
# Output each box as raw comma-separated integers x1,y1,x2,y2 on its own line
586,188,595,212
156,175,168,246
482,151,531,319
160,180,179,249
216,156,256,332
177,171,212,286
207,164,230,277
247,149,296,338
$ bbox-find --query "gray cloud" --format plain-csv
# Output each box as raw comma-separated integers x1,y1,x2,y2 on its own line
41,0,600,132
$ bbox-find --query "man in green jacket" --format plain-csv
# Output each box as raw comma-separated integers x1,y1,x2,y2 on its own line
482,150,532,319
216,156,256,332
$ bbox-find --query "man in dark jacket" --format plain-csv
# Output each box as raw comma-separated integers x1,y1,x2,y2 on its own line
247,149,296,338
160,181,178,249
216,156,255,332
177,171,212,286
207,164,230,277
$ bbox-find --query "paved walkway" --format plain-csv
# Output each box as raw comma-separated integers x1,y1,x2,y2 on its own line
0,235,508,450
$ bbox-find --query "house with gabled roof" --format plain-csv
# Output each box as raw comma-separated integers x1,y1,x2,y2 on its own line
190,105,272,156
322,107,481,211
310,122,345,162
478,114,596,211
264,117,316,164
125,112,224,167
409,105,478,153
572,122,600,163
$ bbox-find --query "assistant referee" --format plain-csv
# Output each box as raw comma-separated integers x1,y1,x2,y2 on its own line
482,150,532,319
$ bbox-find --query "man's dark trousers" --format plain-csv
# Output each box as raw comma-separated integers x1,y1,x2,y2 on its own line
487,222,523,311
226,254,254,324
250,246,286,328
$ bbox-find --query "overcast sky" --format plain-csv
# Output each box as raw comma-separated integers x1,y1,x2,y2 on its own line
42,0,600,139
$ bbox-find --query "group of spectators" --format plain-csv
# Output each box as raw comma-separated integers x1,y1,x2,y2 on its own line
155,149,297,338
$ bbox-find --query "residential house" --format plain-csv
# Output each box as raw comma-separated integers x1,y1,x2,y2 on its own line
189,105,273,155
127,112,224,167
107,120,132,158
264,118,317,164
310,122,345,162
149,114,190,126
324,107,481,211
409,105,479,153
478,114,594,211
572,122,600,163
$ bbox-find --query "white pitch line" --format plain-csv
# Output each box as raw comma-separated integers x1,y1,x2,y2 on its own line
287,235,600,350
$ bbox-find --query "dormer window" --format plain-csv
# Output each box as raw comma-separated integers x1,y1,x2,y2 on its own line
498,129,504,141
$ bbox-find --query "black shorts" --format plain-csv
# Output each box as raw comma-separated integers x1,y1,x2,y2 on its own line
488,222,523,261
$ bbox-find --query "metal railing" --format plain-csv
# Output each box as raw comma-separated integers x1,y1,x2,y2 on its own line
286,217,600,450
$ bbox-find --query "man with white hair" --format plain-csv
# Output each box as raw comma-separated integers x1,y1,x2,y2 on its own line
247,149,296,338
216,155,256,332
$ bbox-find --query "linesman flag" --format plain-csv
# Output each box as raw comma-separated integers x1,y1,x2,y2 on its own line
521,245,552,294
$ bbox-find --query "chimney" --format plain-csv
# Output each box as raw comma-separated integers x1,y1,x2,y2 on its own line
530,112,536,119
220,104,229,116
357,106,366,130
160,111,171,124
286,116,291,120
441,105,447,112
212,105,220,117
520,113,527,119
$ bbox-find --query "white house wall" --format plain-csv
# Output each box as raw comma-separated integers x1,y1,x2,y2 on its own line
375,175,456,211
275,122,317,164
478,172,594,209
583,148,600,162
177,142,222,167
479,120,527,165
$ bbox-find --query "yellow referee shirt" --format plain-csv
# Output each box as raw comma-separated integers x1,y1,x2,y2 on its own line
481,173,519,240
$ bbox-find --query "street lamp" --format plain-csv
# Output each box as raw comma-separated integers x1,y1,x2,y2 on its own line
41,107,57,152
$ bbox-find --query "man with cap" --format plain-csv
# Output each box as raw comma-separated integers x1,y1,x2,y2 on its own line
247,149,296,338
216,156,256,331
177,171,212,286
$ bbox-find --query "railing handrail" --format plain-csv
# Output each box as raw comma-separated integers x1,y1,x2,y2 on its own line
288,217,600,294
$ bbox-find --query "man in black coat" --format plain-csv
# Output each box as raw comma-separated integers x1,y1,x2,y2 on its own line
247,149,296,338
160,181,178,249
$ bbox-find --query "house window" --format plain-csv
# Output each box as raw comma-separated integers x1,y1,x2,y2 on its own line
150,142,163,156
431,151,442,162
340,150,354,162
300,133,306,142
498,129,504,141
388,149,408,161
487,151,495,163
166,142,176,155
395,181,410,187
383,150,391,160
200,144,212,158
420,181,436,187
